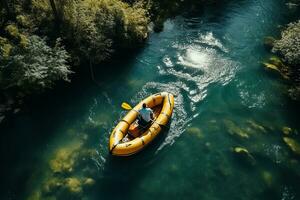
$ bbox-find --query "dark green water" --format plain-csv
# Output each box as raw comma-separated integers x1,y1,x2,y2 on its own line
1,0,300,199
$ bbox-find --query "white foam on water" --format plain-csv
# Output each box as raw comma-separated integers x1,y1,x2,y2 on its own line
133,82,192,152
177,48,213,69
237,80,267,109
163,56,174,67
197,32,229,53
146,37,238,152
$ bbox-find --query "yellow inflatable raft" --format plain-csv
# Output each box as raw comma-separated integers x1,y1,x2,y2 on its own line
109,92,175,156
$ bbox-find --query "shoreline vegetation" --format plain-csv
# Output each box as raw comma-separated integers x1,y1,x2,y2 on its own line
0,0,224,123
263,1,300,101
262,0,300,157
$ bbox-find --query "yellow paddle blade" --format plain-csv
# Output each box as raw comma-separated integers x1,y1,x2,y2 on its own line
121,102,132,110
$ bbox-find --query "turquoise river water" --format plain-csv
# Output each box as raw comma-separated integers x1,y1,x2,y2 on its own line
1,0,300,199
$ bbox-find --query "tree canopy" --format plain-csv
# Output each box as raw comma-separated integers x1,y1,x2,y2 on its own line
272,20,300,66
0,25,71,93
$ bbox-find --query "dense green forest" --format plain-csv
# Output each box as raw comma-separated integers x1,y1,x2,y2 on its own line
0,0,149,95
0,0,223,118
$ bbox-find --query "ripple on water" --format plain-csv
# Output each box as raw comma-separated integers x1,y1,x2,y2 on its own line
133,82,192,153
160,38,239,105
138,33,239,152
196,32,229,53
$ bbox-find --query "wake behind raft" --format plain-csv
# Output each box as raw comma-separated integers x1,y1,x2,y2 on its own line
109,92,175,156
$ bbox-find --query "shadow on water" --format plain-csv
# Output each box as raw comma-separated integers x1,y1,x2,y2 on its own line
0,44,146,199
93,127,170,200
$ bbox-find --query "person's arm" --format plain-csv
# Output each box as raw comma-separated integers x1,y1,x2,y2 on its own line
150,110,154,120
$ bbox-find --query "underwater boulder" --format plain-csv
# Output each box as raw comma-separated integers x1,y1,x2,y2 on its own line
186,127,204,139
233,147,256,166
283,137,300,155
263,62,290,79
263,56,291,79
224,120,249,139
42,177,63,194
261,171,273,187
84,178,95,186
282,127,293,135
50,149,76,173
65,177,82,194
270,56,285,68
263,62,281,72
49,141,82,174
247,120,267,134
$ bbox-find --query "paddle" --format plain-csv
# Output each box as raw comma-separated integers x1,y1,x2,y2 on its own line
121,102,170,129
121,102,132,110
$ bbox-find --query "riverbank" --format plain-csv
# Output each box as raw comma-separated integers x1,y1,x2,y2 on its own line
263,18,300,101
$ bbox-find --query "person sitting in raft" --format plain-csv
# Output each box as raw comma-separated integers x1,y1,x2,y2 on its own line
138,103,154,128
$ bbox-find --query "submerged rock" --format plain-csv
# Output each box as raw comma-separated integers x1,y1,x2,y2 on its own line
234,147,249,154
65,177,82,194
283,137,300,155
282,127,292,135
247,120,267,134
261,171,273,187
263,62,281,72
233,147,255,165
186,127,204,139
49,141,82,174
42,177,63,194
270,56,285,68
84,178,95,186
224,120,249,139
263,56,290,79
